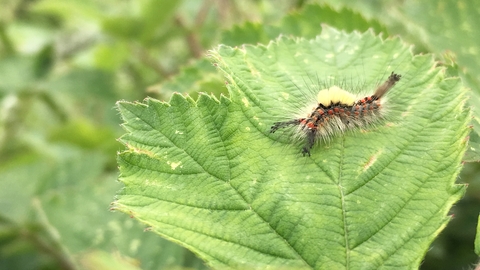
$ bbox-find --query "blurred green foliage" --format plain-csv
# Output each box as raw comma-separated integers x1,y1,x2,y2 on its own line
0,0,479,269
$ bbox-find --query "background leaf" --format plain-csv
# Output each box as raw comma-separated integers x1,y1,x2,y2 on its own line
114,28,469,269
221,4,387,46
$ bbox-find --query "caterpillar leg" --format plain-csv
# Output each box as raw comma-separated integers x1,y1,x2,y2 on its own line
302,129,316,157
270,119,303,133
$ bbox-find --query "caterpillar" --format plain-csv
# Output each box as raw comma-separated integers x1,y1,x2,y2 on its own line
270,72,401,156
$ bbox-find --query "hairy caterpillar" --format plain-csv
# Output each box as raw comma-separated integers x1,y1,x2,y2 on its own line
270,72,401,156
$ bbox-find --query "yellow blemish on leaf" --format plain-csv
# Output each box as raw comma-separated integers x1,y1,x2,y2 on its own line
133,148,156,158
169,161,182,170
242,97,249,107
363,150,382,171
250,67,260,77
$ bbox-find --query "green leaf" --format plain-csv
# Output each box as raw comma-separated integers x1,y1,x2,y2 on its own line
115,28,469,269
47,68,116,100
221,22,272,47
102,0,180,45
277,4,387,38
148,58,226,99
32,0,104,22
139,0,180,44
0,56,38,93
221,4,388,46
464,116,480,162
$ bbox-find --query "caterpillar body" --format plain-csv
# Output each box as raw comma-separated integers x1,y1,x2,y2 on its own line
270,72,402,156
